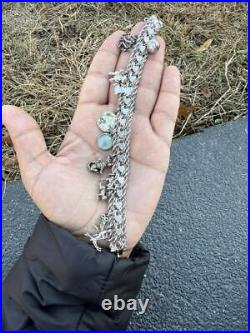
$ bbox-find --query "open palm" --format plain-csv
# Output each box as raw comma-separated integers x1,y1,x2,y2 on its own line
3,23,180,253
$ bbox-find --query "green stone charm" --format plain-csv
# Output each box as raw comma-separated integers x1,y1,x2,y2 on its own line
97,133,113,151
97,111,116,133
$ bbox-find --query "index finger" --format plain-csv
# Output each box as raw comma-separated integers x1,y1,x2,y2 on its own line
77,30,124,107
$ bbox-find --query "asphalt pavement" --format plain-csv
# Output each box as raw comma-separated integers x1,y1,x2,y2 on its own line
2,117,248,330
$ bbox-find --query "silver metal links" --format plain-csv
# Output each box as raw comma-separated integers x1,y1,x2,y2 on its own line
85,15,163,255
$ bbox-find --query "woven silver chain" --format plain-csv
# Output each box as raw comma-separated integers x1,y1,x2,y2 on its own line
86,15,163,254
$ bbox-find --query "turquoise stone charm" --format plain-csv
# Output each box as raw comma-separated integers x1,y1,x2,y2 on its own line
97,133,113,151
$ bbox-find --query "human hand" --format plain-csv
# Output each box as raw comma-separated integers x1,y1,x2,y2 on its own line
2,22,180,254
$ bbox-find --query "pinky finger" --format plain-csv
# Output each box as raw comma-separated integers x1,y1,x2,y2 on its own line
150,65,180,146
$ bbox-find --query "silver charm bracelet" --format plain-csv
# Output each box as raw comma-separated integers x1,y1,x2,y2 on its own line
86,15,163,255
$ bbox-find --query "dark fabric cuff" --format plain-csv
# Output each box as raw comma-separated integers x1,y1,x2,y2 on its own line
4,214,150,330
24,214,149,306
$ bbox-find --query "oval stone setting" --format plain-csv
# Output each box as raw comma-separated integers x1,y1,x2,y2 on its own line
97,133,113,151
147,38,160,53
97,111,116,133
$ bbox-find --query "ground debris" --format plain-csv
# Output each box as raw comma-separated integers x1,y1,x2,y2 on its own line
2,2,248,180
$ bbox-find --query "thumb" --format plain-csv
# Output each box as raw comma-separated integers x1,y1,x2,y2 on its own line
2,105,51,181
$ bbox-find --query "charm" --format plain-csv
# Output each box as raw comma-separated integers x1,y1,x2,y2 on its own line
98,179,108,200
147,37,160,53
97,111,116,133
98,173,115,200
88,154,115,174
118,33,137,51
95,214,108,231
146,14,163,30
88,158,106,174
106,173,116,193
97,133,113,151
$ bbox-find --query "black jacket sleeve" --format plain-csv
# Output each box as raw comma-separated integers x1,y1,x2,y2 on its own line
3,214,149,330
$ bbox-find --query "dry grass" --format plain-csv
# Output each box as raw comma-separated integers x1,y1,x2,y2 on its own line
2,2,248,180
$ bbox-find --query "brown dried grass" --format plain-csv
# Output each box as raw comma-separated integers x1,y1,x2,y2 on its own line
2,2,248,180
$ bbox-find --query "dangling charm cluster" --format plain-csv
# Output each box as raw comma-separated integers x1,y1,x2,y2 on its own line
86,15,163,254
